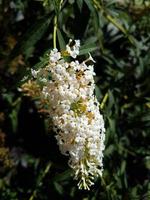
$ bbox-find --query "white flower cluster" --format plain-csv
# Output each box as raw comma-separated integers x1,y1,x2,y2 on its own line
31,39,105,190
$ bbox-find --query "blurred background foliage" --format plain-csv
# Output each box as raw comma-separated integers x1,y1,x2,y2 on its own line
0,0,150,199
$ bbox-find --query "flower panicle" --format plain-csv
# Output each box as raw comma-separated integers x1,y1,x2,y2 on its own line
22,39,105,190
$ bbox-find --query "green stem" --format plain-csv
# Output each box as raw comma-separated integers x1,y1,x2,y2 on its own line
53,16,57,49
100,92,108,110
92,0,135,45
53,0,64,49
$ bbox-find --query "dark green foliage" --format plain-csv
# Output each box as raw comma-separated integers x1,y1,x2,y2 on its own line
0,0,150,199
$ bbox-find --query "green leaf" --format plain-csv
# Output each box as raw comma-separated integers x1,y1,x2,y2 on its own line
8,15,53,61
52,169,72,182
57,28,66,50
53,182,64,195
9,98,21,133
105,0,118,7
108,90,115,109
95,85,102,101
84,0,95,12
77,0,83,11
105,144,115,157
120,160,126,175
79,43,98,55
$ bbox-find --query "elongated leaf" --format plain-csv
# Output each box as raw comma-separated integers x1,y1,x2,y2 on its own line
57,28,66,50
77,0,83,11
79,43,98,55
95,85,102,101
52,169,72,182
84,0,95,12
8,15,53,61
53,182,64,195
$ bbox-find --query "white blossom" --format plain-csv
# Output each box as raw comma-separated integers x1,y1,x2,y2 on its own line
31,69,39,78
50,48,61,62
31,40,105,190
66,39,80,58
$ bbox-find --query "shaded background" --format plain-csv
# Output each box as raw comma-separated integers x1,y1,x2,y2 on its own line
0,0,150,199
